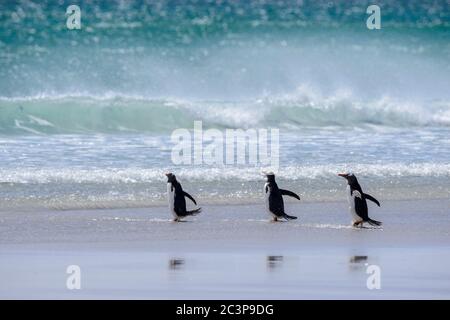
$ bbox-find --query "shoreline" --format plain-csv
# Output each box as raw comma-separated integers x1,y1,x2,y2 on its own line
1,199,449,246
1,194,450,214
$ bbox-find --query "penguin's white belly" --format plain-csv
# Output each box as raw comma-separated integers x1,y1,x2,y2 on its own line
264,183,277,218
167,183,178,218
347,186,362,223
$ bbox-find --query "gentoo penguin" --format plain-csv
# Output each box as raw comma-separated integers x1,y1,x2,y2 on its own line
264,172,300,221
338,173,381,227
165,173,201,222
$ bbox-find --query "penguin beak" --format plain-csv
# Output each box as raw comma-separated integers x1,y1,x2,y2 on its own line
165,172,173,179
338,173,349,178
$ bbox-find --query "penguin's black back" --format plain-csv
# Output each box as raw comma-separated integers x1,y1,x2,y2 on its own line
351,183,369,220
172,180,188,216
267,181,285,216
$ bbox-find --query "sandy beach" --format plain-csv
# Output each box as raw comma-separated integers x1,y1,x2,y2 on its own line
1,199,449,299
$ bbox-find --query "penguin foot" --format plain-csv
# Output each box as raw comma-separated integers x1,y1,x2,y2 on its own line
352,221,363,228
271,217,278,222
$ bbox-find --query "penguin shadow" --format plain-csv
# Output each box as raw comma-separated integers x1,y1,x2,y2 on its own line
169,258,185,270
171,219,194,223
352,225,382,230
349,255,368,271
267,255,284,270
269,219,288,223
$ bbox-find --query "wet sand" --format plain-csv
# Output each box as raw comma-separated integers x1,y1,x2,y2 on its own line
0,199,449,299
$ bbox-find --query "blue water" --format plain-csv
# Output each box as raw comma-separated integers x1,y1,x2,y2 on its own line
0,1,449,209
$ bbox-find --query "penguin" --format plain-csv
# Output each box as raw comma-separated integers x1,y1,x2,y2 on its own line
338,173,382,227
165,173,201,222
263,172,300,221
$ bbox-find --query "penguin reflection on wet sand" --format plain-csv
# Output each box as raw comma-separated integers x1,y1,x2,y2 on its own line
338,173,382,228
264,172,300,222
165,173,201,222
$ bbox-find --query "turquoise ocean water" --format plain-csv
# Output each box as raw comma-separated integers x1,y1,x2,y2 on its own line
0,1,449,209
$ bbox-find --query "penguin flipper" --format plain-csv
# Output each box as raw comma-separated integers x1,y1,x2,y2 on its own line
367,218,382,226
183,191,197,205
283,213,297,220
364,193,380,207
279,189,300,200
186,207,201,216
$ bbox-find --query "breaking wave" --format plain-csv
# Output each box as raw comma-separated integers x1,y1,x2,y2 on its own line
1,92,449,134
2,163,450,185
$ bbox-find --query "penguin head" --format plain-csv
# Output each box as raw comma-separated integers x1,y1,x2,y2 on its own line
338,172,358,185
165,172,176,183
264,172,276,183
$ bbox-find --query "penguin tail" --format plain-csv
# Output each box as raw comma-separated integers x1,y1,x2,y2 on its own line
283,213,297,220
367,218,382,227
186,207,201,216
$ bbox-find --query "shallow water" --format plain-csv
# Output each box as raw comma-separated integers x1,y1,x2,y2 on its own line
1,128,450,210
